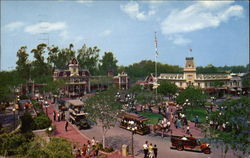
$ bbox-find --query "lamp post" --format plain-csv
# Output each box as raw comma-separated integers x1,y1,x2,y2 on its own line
45,101,49,115
127,120,137,157
12,108,16,130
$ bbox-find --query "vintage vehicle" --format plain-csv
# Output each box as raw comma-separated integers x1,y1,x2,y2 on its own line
119,112,150,135
171,135,211,154
68,100,90,129
57,99,68,111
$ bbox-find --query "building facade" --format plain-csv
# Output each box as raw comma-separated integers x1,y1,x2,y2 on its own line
53,58,91,97
113,72,129,90
158,57,244,93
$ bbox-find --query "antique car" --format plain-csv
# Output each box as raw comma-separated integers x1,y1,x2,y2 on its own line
57,99,68,111
170,135,211,154
68,100,90,129
119,112,150,135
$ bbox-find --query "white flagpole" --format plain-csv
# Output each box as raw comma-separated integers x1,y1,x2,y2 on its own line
155,32,158,100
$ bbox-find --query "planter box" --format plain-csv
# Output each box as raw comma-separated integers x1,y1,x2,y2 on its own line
99,150,116,156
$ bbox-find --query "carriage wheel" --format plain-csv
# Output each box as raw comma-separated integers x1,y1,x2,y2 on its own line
203,148,211,154
177,145,184,151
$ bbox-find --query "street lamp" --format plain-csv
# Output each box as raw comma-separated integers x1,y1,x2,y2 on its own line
127,120,137,157
44,101,49,115
12,108,16,130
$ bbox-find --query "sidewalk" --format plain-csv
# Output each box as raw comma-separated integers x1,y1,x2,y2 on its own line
46,103,133,158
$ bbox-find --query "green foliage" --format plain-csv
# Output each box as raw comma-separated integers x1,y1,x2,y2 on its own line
99,52,118,75
16,46,30,80
33,113,52,130
242,78,250,88
197,64,247,74
176,86,207,106
24,137,72,158
157,81,178,96
118,60,182,80
77,44,100,75
31,43,52,79
134,90,155,105
0,132,32,156
183,106,207,123
43,79,66,94
128,84,143,93
85,88,121,147
20,112,36,133
0,71,22,103
209,97,250,155
210,81,225,87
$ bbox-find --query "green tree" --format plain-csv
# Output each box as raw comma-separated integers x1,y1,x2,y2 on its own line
158,81,178,98
209,97,250,157
20,112,36,133
0,71,21,104
47,45,60,70
16,46,30,81
85,88,121,148
77,44,100,75
176,86,207,118
31,43,51,81
99,52,118,75
43,80,66,95
25,137,73,158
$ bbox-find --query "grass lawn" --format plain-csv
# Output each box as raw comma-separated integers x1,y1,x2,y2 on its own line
183,106,207,123
138,112,163,125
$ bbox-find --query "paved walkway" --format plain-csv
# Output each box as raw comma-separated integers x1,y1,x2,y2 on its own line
45,103,133,158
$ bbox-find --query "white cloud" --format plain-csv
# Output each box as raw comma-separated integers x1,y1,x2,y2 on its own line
5,21,25,31
168,35,191,46
76,0,92,4
24,22,67,34
161,1,243,35
120,1,155,21
100,30,112,37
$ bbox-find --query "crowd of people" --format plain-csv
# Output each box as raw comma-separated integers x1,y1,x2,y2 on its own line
73,137,100,158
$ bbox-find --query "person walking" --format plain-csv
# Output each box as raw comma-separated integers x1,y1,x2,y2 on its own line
153,144,158,158
186,125,190,135
91,137,96,146
53,111,56,121
143,141,148,158
65,121,68,132
82,144,87,157
148,143,154,158
57,113,60,122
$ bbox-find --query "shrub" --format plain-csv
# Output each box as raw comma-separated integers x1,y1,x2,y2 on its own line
20,112,36,133
33,114,51,130
102,146,114,153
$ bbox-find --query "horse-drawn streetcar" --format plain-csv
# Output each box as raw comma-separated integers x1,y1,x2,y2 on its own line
119,112,150,135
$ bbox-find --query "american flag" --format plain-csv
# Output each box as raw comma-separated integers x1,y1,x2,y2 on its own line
155,32,159,56
189,48,192,52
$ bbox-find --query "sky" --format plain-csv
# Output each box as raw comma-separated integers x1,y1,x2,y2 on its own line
1,0,249,70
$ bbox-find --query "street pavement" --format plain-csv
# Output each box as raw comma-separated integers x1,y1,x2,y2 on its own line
46,99,244,158
46,103,133,158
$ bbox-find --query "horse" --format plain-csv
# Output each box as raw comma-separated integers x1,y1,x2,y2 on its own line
152,124,172,137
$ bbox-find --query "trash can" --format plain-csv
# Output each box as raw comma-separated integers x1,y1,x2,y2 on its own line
121,144,129,157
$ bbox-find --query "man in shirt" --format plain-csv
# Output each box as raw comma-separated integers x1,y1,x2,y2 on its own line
143,141,148,158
